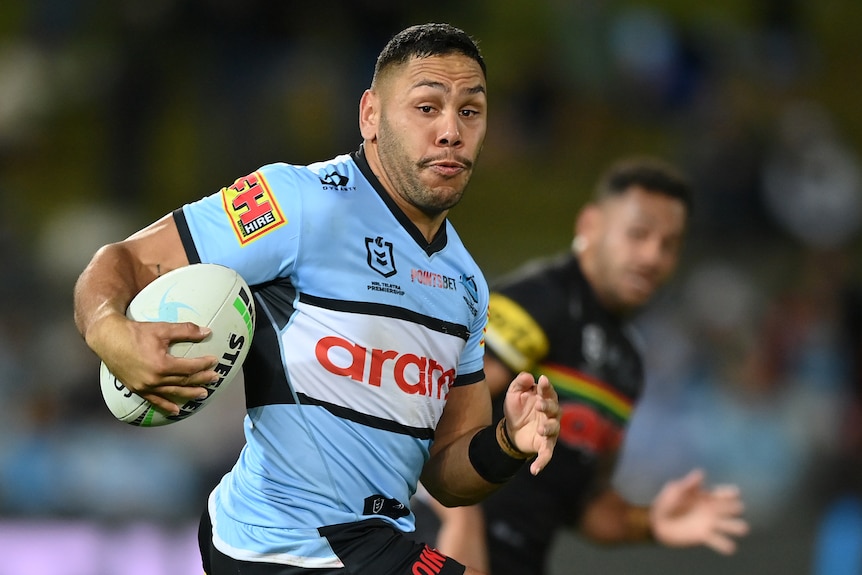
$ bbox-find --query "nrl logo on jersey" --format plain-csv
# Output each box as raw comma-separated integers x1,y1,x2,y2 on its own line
363,494,409,519
366,236,396,277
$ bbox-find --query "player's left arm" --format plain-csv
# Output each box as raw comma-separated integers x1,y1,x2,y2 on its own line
421,372,559,506
646,469,750,554
421,378,495,507
579,464,750,553
576,447,640,543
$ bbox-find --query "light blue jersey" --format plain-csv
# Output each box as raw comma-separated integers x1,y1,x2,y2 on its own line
175,147,489,567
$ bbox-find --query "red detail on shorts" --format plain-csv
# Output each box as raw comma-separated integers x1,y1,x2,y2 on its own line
412,545,447,575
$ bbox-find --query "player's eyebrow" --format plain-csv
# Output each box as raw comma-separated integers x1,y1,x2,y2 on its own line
411,80,486,96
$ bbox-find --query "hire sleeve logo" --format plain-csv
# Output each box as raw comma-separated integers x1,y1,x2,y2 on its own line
221,171,286,245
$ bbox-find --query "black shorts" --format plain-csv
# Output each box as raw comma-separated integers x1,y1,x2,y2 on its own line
199,508,466,575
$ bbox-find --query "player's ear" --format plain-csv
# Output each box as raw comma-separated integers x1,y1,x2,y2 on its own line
575,204,601,245
359,89,379,140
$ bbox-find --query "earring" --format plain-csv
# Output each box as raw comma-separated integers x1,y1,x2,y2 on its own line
572,236,588,253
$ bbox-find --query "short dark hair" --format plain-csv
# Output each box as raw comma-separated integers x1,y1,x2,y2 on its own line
372,23,486,85
595,156,693,214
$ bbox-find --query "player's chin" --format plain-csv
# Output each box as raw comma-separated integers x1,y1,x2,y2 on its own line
620,286,655,311
425,186,466,212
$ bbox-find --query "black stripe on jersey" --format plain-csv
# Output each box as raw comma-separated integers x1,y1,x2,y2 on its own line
300,293,470,341
255,277,299,330
297,392,435,440
244,290,297,409
173,208,202,264
454,368,485,387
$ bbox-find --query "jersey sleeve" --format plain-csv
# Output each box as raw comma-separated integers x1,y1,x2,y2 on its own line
176,164,302,286
454,278,490,386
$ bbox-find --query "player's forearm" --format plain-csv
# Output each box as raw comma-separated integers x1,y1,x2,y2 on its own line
421,426,500,507
578,490,654,545
75,213,189,345
73,241,156,352
421,419,531,507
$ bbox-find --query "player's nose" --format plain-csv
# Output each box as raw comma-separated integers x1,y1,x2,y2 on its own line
436,112,462,147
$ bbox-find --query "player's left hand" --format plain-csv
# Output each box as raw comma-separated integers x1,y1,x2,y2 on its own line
502,373,560,475
650,468,750,554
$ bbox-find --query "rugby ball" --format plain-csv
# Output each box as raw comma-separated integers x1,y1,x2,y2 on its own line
99,263,255,427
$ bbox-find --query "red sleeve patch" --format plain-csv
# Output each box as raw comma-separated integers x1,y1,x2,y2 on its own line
221,171,287,245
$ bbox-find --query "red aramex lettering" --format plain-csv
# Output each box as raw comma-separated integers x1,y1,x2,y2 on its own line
315,336,455,398
315,336,366,382
426,359,453,399
369,348,398,387
394,353,426,395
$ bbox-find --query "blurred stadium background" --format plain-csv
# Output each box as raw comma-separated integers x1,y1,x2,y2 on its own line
1,1,861,574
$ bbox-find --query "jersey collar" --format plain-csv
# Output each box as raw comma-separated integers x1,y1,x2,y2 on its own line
352,145,449,257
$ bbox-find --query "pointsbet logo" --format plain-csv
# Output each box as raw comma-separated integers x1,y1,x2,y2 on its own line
315,336,455,399
410,268,458,291
222,171,286,245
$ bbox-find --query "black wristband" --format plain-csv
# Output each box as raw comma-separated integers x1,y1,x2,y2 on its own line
468,422,528,484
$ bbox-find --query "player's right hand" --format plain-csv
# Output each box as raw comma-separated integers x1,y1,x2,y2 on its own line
91,314,219,414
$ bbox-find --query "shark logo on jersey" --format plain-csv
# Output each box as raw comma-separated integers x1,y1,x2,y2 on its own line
460,274,480,317
318,168,350,188
460,274,479,303
366,236,396,277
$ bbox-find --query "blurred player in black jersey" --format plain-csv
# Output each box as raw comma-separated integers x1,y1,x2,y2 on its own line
417,156,750,574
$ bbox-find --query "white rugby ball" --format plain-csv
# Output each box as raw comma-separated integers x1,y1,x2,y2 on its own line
100,263,255,427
